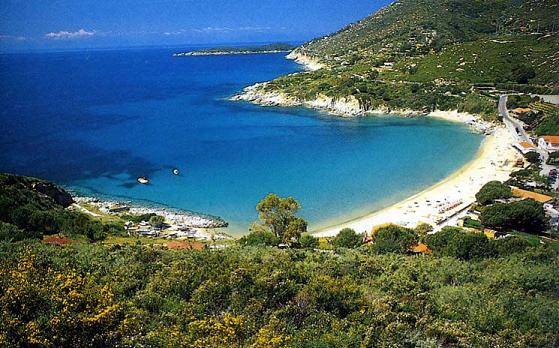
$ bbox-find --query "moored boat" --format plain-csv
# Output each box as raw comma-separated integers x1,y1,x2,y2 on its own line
137,176,150,185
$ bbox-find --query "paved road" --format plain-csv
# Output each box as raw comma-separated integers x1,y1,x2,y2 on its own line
499,95,533,144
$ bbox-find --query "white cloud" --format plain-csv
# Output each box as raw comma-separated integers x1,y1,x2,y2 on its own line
45,28,95,40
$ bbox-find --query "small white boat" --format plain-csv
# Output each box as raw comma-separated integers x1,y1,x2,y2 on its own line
137,176,150,185
172,168,180,176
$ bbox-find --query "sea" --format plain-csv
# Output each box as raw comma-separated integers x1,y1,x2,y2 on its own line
0,47,483,234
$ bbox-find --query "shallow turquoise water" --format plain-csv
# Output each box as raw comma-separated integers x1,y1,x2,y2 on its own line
0,48,482,234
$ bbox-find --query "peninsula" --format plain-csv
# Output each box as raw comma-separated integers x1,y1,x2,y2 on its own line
233,0,559,237
173,43,295,57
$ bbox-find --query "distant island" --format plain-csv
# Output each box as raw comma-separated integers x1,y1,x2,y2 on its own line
173,43,296,57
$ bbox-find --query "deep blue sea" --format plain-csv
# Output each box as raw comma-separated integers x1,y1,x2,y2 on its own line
0,48,482,234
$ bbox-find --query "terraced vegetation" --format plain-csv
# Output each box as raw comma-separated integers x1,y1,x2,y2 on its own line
508,95,559,135
255,0,559,118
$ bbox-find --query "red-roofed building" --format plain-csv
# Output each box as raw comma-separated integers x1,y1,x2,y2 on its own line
538,136,559,153
411,243,432,254
513,141,537,155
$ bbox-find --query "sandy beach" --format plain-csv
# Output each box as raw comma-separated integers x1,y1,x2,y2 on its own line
313,113,519,237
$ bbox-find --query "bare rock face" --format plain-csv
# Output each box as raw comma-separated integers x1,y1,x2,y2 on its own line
31,181,74,208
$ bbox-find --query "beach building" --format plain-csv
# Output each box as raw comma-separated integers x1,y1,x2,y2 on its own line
511,107,532,114
411,243,432,254
538,136,559,153
513,141,537,155
511,187,553,204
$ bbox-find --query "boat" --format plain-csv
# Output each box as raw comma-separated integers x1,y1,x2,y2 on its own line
137,176,150,185
172,168,180,175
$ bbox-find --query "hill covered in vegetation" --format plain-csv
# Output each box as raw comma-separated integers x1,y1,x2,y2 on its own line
1,173,559,346
240,0,559,119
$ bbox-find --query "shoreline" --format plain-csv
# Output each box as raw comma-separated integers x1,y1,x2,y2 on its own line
173,50,292,57
231,54,518,236
72,195,231,240
312,125,518,237
231,83,490,133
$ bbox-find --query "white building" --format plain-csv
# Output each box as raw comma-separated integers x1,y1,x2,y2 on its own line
538,136,559,153
512,141,537,155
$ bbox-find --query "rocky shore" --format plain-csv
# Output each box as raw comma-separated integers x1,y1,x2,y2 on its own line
286,50,326,71
73,196,228,229
231,82,494,133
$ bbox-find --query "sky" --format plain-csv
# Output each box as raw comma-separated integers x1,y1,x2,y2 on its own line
0,0,392,52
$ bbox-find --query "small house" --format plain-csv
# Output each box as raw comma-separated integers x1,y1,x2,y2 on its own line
411,243,432,254
538,136,559,153
513,141,537,155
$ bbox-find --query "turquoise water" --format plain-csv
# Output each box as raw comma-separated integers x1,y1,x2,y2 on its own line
0,48,482,233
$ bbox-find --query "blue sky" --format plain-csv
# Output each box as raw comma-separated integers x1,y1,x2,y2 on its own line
0,0,391,51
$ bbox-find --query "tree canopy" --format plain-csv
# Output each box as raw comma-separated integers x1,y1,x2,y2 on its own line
332,228,363,249
475,181,512,205
372,225,418,254
480,199,547,233
255,194,307,243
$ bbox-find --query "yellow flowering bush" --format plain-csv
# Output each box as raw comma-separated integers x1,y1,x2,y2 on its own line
0,248,126,347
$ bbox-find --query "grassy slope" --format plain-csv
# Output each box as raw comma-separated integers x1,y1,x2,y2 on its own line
258,0,558,117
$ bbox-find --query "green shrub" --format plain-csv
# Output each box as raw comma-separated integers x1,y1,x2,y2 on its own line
426,227,495,260
475,181,512,205
239,230,280,247
299,234,319,249
333,228,363,249
480,199,547,233
373,225,418,254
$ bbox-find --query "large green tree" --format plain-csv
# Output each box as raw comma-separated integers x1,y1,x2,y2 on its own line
373,225,418,254
332,228,363,249
480,199,547,233
475,181,512,205
255,193,307,243
426,227,495,260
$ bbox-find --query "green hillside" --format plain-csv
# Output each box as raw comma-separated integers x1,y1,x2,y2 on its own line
258,0,559,119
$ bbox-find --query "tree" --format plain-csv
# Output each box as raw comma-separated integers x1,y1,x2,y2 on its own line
333,228,363,249
475,181,512,205
492,236,530,257
284,217,307,243
511,64,536,84
525,151,541,165
256,194,307,243
547,151,559,165
149,215,166,229
480,199,547,233
426,227,495,260
240,229,279,247
415,223,433,237
372,225,417,254
299,234,319,249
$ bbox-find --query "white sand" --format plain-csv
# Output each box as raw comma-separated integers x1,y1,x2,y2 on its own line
313,113,519,237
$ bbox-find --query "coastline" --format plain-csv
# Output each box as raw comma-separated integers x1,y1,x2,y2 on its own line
232,82,491,133
286,50,326,71
173,50,292,57
232,53,519,236
72,195,231,240
312,125,518,237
